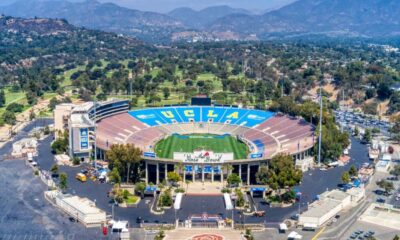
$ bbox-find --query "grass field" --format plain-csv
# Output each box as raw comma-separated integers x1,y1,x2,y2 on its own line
155,134,249,160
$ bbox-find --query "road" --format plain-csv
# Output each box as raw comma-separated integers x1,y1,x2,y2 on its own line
0,119,108,240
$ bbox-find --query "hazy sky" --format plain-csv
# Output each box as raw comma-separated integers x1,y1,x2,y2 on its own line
1,0,297,13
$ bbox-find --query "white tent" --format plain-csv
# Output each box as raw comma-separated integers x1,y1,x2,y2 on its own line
287,231,302,239
279,223,288,231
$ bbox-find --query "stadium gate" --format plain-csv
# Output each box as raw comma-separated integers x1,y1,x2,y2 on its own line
186,213,225,229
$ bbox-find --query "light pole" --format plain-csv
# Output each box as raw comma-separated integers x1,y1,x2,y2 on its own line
318,83,323,167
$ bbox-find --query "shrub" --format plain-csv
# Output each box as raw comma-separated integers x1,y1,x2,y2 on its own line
135,182,146,195
123,190,130,199
174,188,185,193
159,190,173,207
72,157,80,165
235,189,245,207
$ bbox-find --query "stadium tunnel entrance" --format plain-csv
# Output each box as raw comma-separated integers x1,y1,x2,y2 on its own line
143,161,261,186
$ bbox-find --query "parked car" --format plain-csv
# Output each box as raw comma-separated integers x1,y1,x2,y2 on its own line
376,198,385,203
76,173,87,182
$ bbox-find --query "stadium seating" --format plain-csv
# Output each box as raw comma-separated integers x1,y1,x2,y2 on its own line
96,106,315,159
128,106,275,128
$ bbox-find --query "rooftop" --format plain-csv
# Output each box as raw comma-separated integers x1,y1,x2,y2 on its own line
321,189,350,202
61,195,105,215
301,198,341,218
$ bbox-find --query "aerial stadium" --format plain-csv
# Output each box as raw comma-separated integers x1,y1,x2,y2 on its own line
57,98,315,186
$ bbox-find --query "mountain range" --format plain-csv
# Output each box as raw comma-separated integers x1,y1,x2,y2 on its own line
1,0,400,43
167,5,251,29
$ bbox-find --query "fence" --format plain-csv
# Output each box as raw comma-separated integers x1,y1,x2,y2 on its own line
234,223,265,231
140,223,175,230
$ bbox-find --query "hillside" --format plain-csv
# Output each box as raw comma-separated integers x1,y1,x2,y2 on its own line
2,0,400,42
168,5,250,29
0,0,186,43
209,0,400,39
0,15,150,67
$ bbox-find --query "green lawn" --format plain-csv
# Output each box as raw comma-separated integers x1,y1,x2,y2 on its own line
155,134,249,160
125,195,139,204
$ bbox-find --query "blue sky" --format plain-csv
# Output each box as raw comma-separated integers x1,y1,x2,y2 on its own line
1,0,297,13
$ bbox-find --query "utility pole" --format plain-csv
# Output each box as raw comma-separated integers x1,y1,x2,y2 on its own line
318,84,323,167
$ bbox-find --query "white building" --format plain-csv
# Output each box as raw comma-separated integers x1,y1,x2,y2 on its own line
45,191,106,227
299,189,364,227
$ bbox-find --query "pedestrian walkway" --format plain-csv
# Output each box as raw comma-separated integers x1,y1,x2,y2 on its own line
186,182,224,195
165,229,242,240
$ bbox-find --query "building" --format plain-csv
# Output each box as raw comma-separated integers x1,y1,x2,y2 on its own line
299,189,365,227
55,99,315,186
45,191,106,227
54,99,129,159
54,103,74,138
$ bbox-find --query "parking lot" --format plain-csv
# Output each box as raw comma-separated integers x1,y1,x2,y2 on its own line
334,110,392,136
0,118,384,240
0,154,103,240
33,134,372,228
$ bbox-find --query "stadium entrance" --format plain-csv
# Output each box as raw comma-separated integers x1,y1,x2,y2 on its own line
184,213,226,229
184,165,223,183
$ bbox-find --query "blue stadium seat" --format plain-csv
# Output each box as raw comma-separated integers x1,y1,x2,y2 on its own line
129,106,275,128
128,109,166,126
201,107,225,123
253,139,265,154
175,107,201,122
241,109,275,127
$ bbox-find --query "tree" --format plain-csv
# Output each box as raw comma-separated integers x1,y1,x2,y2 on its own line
377,82,392,100
48,97,59,110
376,179,394,194
162,87,170,100
349,165,357,177
2,111,16,125
390,165,400,177
51,131,69,154
109,167,121,185
6,102,24,113
255,165,269,185
59,172,68,192
0,89,5,107
244,229,254,240
393,235,399,240
227,173,241,187
363,129,372,144
159,189,173,207
167,172,181,185
266,154,302,191
354,126,359,136
341,171,350,184
135,182,146,196
106,143,143,183
50,164,59,177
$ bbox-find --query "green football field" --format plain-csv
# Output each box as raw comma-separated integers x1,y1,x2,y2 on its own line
155,134,249,160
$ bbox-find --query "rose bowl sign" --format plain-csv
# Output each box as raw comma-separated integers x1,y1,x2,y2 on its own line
174,150,233,163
